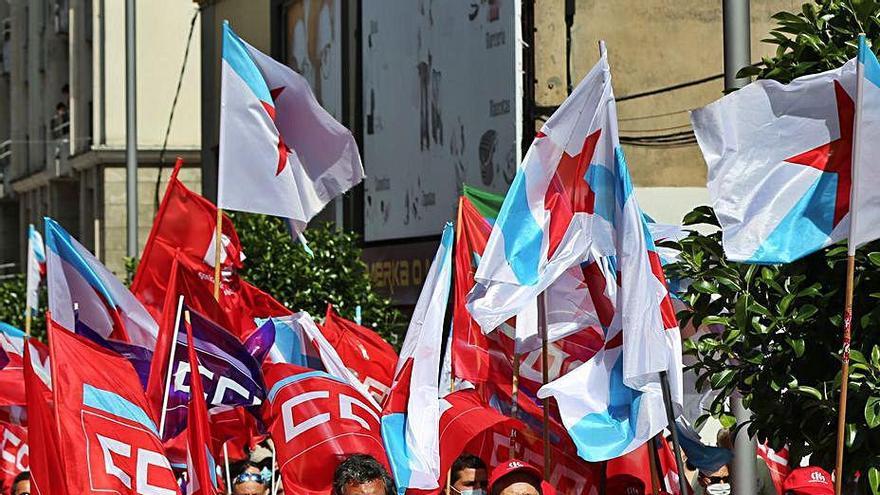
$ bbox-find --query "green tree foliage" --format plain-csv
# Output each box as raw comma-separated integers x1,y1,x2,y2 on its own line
231,213,405,347
672,1,880,483
0,275,46,341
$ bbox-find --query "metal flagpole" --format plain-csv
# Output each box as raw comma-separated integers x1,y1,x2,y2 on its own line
158,295,185,439
213,208,224,300
224,442,232,495
647,435,661,495
538,292,551,479
125,0,138,258
659,371,688,495
834,32,867,495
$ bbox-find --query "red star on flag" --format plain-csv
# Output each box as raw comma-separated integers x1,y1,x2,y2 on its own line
783,80,854,227
268,86,292,176
543,129,601,258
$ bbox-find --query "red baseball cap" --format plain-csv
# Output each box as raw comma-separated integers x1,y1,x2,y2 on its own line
783,467,834,495
488,459,543,494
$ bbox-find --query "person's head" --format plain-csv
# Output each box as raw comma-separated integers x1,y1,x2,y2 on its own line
232,463,268,495
782,467,834,495
697,465,730,495
12,471,30,495
488,460,543,495
450,453,488,495
332,454,394,495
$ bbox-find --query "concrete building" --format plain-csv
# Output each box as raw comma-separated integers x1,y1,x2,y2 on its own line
0,0,202,275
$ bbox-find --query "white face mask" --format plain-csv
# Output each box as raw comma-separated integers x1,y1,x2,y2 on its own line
706,482,731,495
453,488,487,495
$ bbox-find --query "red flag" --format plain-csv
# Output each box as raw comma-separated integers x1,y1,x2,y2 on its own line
262,362,388,495
452,196,493,383
0,327,26,407
0,421,27,494
50,320,179,494
757,441,790,495
23,337,65,495
322,305,397,403
132,160,289,338
186,314,221,495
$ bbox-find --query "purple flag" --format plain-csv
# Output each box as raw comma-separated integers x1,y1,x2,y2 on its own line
162,306,274,440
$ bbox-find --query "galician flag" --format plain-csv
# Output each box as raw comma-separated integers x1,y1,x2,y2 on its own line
382,223,454,494
26,224,46,316
217,22,364,238
466,50,616,333
691,36,880,263
533,51,683,462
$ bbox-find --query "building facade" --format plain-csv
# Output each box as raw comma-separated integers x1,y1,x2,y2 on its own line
0,0,202,276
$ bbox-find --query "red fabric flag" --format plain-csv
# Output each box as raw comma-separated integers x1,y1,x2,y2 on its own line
0,421,27,495
132,160,289,339
0,327,26,407
185,314,221,495
262,362,388,495
322,305,397,403
757,441,790,495
452,196,494,383
49,320,179,494
23,337,65,495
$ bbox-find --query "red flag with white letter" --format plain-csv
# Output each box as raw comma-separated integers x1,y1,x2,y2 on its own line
50,320,179,494
322,305,397,403
23,337,64,495
262,362,388,495
0,422,27,494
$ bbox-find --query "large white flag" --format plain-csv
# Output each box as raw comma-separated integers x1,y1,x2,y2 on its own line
691,37,880,263
218,22,364,235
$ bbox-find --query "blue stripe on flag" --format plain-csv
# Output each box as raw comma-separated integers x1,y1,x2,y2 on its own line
0,322,24,338
614,147,634,206
568,357,642,461
748,172,837,263
221,22,272,104
586,164,617,226
266,370,341,403
859,35,880,88
380,412,412,495
206,446,219,489
497,170,543,285
82,383,158,435
44,218,118,307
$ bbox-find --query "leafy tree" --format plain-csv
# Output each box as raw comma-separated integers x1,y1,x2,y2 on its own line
0,275,46,341
673,0,880,487
231,213,406,347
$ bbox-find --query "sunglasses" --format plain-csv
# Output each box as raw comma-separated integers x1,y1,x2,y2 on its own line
703,476,730,484
233,473,266,486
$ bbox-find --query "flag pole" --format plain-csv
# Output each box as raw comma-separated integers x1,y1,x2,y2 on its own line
158,295,185,439
223,442,232,495
834,33,866,495
647,436,661,495
25,312,31,336
271,442,278,495
660,370,688,495
538,291,551,479
445,371,455,495
510,352,521,459
213,208,224,300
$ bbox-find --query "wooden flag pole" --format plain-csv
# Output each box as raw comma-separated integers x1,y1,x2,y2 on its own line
24,311,31,337
158,295,185,439
834,254,856,494
510,352,521,459
213,208,224,300
835,34,866,495
538,292,551,479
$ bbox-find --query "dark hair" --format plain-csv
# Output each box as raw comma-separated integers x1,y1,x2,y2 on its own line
332,454,395,495
451,454,486,485
12,471,29,487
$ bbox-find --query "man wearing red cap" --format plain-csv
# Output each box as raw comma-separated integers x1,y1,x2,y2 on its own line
782,467,834,495
488,460,545,495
